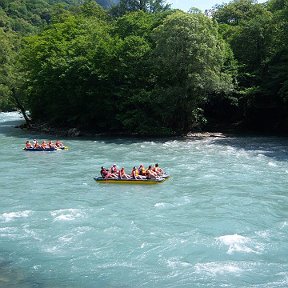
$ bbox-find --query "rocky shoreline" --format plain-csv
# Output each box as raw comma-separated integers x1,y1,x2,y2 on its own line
186,131,226,138
18,122,230,139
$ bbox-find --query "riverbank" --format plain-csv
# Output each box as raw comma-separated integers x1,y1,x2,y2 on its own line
16,117,288,139
18,122,231,139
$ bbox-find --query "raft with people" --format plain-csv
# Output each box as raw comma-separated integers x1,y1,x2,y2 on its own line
94,163,169,184
94,177,166,184
23,139,68,151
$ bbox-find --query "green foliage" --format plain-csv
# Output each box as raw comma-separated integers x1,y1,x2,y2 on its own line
212,0,288,130
113,10,156,38
262,1,288,110
213,0,268,25
3,0,288,134
21,11,117,128
110,0,170,17
0,28,16,110
150,11,234,132
19,3,238,135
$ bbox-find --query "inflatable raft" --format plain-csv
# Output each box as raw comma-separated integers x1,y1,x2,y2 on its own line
23,146,68,151
94,177,166,184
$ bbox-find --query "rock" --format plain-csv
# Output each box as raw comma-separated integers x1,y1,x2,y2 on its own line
186,132,226,138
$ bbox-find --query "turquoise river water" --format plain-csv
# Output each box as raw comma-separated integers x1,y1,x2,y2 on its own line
0,112,288,288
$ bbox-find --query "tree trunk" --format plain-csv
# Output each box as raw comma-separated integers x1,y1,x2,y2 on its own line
11,88,31,127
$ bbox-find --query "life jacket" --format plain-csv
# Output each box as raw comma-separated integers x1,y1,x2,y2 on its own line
132,169,138,179
111,166,117,173
26,143,32,148
139,167,146,175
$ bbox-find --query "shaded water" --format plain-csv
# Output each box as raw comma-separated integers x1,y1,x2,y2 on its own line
0,112,288,287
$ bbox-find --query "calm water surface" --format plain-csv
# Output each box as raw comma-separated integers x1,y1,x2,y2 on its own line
0,112,288,288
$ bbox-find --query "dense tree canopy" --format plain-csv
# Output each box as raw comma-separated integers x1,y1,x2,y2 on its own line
150,12,234,132
110,0,170,17
212,0,288,131
1,0,288,135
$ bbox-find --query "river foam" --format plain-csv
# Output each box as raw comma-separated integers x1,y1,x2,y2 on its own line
1,210,32,222
216,234,263,255
50,209,85,221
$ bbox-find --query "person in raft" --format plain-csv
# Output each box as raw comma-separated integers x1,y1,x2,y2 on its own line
131,166,146,180
41,141,48,150
153,163,164,176
25,140,33,149
33,140,40,149
48,140,55,149
146,165,159,179
100,167,117,179
55,140,64,148
110,164,119,176
119,167,131,179
138,164,147,176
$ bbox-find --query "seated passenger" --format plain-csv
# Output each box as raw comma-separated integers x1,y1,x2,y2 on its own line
138,164,147,176
41,141,47,150
25,141,32,149
110,164,118,175
48,140,55,149
55,140,64,148
100,167,117,179
33,140,40,149
119,167,131,179
146,165,158,179
131,166,146,179
153,163,164,176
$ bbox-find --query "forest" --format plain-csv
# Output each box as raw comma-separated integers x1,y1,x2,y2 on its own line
0,0,287,136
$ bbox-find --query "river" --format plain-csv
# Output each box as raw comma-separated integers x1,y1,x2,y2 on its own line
0,112,287,288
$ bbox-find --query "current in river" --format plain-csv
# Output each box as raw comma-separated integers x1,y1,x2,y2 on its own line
0,112,288,288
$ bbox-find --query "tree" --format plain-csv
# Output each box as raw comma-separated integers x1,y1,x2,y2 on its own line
212,0,280,130
110,0,170,17
20,10,117,129
150,11,234,133
112,10,156,38
0,28,14,111
0,27,31,124
212,0,268,25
